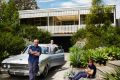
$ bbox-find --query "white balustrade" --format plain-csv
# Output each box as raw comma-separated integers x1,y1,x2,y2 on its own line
37,25,85,34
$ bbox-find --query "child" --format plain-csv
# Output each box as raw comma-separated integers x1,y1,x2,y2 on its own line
69,59,96,80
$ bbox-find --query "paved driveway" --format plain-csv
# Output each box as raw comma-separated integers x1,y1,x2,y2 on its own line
46,53,70,80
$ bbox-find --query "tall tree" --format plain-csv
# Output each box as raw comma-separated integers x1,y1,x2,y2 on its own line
0,0,19,33
14,0,38,10
86,0,113,28
0,0,25,62
85,0,119,49
72,0,120,49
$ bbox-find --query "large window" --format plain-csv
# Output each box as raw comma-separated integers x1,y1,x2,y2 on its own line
62,21,78,25
20,17,48,26
80,15,86,25
54,15,79,25
110,13,114,23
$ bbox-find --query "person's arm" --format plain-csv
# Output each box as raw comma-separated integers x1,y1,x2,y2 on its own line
29,48,37,54
85,68,94,75
33,52,40,56
33,47,41,56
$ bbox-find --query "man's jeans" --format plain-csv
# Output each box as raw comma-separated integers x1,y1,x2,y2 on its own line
29,61,39,80
73,72,87,80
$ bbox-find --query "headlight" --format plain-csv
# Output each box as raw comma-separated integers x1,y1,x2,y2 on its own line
3,64,7,68
7,65,10,69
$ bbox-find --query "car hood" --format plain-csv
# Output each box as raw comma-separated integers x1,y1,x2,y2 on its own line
2,54,49,64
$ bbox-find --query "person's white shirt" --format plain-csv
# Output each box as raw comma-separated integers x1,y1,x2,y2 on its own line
48,44,56,53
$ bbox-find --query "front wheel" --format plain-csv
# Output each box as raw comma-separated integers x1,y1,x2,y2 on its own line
41,65,49,77
8,71,15,77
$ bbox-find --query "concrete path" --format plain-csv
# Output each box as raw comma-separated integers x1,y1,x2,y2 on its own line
46,53,70,80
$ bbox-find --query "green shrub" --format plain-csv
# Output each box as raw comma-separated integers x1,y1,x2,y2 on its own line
85,48,108,65
84,47,120,65
71,28,86,44
93,48,108,65
0,51,9,62
69,46,87,68
69,46,120,67
20,25,51,43
105,47,120,60
37,29,51,43
0,32,25,55
72,19,120,49
0,1,25,62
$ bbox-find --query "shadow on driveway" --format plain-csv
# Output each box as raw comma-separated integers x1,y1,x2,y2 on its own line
0,65,68,80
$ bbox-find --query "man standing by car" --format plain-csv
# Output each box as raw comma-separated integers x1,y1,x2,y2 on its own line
28,39,41,80
49,40,56,54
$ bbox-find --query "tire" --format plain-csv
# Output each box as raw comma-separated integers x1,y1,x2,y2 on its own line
8,72,15,77
41,65,49,77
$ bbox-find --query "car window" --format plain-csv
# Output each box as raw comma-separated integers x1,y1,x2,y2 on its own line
23,45,48,54
23,45,59,54
40,46,49,54
54,47,58,53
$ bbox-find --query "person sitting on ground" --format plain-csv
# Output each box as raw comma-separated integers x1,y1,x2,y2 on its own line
69,59,96,80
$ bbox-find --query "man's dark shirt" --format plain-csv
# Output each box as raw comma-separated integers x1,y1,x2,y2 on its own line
28,45,41,63
88,64,96,78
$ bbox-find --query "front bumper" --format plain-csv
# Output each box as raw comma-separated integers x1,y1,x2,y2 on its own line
1,68,42,76
0,68,29,76
8,69,29,76
0,68,9,74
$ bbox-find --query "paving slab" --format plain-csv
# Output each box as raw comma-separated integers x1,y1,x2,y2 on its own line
108,60,120,66
97,66,115,75
107,60,120,69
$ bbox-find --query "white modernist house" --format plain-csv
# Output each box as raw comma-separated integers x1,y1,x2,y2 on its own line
19,6,116,36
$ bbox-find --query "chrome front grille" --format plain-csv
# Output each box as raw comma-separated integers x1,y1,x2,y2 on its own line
2,64,29,70
10,64,29,70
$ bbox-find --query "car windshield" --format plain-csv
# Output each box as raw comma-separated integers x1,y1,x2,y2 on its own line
23,45,49,54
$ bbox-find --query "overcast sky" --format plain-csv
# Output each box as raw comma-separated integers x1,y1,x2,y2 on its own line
36,0,120,19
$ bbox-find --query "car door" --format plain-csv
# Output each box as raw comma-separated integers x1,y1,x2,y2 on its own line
49,47,64,67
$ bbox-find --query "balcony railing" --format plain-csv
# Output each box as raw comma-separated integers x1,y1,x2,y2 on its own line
37,25,85,34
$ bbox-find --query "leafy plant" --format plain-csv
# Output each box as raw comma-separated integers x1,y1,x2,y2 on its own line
85,47,108,65
0,32,25,55
0,51,9,63
0,1,25,62
69,46,87,68
19,25,51,43
92,48,108,65
85,47,120,65
69,46,120,67
0,0,19,33
71,29,86,44
105,47,120,60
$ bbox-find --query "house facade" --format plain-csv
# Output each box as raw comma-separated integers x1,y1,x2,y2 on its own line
19,6,116,37
116,19,120,27
19,6,116,51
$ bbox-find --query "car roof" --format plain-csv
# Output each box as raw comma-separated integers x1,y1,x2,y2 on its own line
39,44,58,47
29,44,58,47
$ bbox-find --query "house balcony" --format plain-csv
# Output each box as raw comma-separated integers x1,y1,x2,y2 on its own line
37,25,85,36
